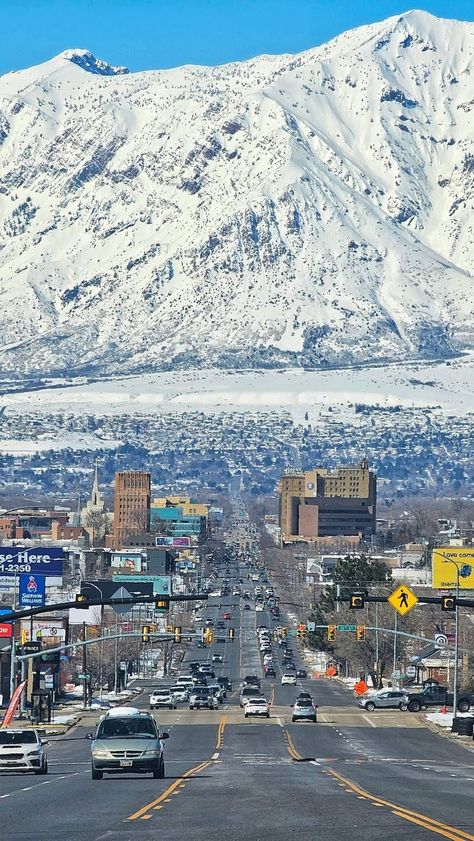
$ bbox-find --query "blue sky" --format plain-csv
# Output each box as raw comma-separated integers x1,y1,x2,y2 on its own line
1,0,472,75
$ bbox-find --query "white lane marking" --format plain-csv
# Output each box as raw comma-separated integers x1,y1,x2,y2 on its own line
0,770,81,799
362,715,377,728
212,752,220,760
310,760,321,766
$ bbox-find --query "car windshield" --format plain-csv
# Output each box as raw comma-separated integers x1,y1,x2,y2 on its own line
97,719,156,739
0,731,38,744
296,699,312,707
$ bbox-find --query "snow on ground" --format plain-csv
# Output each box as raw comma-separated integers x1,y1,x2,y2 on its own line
1,356,473,421
0,433,121,454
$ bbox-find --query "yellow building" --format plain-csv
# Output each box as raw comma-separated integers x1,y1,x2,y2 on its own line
279,459,376,545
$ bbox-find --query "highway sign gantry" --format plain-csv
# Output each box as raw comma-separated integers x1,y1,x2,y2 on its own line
388,584,419,617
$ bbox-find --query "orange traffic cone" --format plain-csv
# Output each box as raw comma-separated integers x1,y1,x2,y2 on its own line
441,705,447,714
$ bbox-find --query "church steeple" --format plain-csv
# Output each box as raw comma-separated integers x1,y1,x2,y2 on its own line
91,459,102,507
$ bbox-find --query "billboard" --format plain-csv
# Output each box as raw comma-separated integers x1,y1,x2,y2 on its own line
20,618,66,642
155,536,191,548
113,574,172,595
19,573,46,607
0,547,64,577
111,552,142,572
432,547,474,589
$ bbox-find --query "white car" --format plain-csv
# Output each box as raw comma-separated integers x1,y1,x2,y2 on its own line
150,690,177,709
281,674,297,686
0,729,48,774
169,686,189,702
244,698,270,718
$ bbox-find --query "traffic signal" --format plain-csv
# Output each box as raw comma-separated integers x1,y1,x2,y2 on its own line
228,627,235,640
349,593,365,610
281,627,287,638
76,593,89,604
356,625,366,642
327,624,336,642
441,595,456,611
142,625,151,643
21,629,29,644
174,626,182,643
155,598,169,610
203,629,214,644
166,624,174,633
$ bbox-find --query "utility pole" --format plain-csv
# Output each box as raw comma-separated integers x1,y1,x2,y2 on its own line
82,621,88,710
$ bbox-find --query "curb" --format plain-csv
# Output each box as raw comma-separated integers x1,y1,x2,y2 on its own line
421,714,474,753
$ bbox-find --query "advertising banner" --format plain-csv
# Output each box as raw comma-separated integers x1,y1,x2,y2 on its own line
111,553,142,572
19,573,46,607
1,680,27,728
19,619,66,642
155,536,191,548
113,574,172,595
0,547,64,577
432,547,474,589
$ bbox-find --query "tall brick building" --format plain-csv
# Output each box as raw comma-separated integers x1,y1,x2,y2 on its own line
112,471,151,548
279,459,376,545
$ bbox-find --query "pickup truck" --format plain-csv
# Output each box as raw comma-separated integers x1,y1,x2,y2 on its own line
405,684,474,713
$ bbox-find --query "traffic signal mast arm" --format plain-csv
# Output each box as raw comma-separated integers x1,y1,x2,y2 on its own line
0,592,208,623
338,594,470,608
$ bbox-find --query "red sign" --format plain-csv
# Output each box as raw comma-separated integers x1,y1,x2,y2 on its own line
0,624,12,638
1,680,27,728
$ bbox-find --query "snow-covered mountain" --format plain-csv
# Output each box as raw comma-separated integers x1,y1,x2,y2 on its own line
0,11,472,380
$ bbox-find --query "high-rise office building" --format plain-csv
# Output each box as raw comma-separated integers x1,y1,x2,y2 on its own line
279,459,376,545
113,471,151,547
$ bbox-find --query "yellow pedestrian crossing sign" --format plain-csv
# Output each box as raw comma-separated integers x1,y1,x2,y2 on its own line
388,584,419,616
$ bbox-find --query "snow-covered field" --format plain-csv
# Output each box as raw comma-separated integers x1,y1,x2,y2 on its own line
2,356,473,422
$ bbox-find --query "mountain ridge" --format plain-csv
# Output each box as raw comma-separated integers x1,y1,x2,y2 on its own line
0,10,472,380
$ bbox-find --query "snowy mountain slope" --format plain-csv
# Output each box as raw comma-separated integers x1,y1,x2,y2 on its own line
0,11,472,380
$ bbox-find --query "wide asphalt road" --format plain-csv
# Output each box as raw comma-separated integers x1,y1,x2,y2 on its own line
1,567,474,841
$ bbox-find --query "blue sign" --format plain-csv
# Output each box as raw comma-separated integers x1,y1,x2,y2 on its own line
19,573,46,607
0,547,64,577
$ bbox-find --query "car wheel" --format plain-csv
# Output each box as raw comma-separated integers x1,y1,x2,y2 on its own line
91,765,103,780
153,759,165,779
312,717,317,723
408,700,421,712
458,700,470,713
291,716,296,722
244,713,248,718
399,703,408,711
35,759,48,775
365,701,376,712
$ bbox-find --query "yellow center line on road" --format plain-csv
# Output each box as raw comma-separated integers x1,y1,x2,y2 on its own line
216,715,227,750
282,728,304,761
127,759,212,821
326,768,474,841
128,718,226,822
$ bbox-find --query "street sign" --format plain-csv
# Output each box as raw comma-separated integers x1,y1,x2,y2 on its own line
406,665,417,678
388,584,419,617
434,633,448,649
337,624,356,631
110,586,135,615
307,621,316,632
391,670,402,679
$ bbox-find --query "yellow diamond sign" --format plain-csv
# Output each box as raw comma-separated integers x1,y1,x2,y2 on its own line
388,584,419,617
